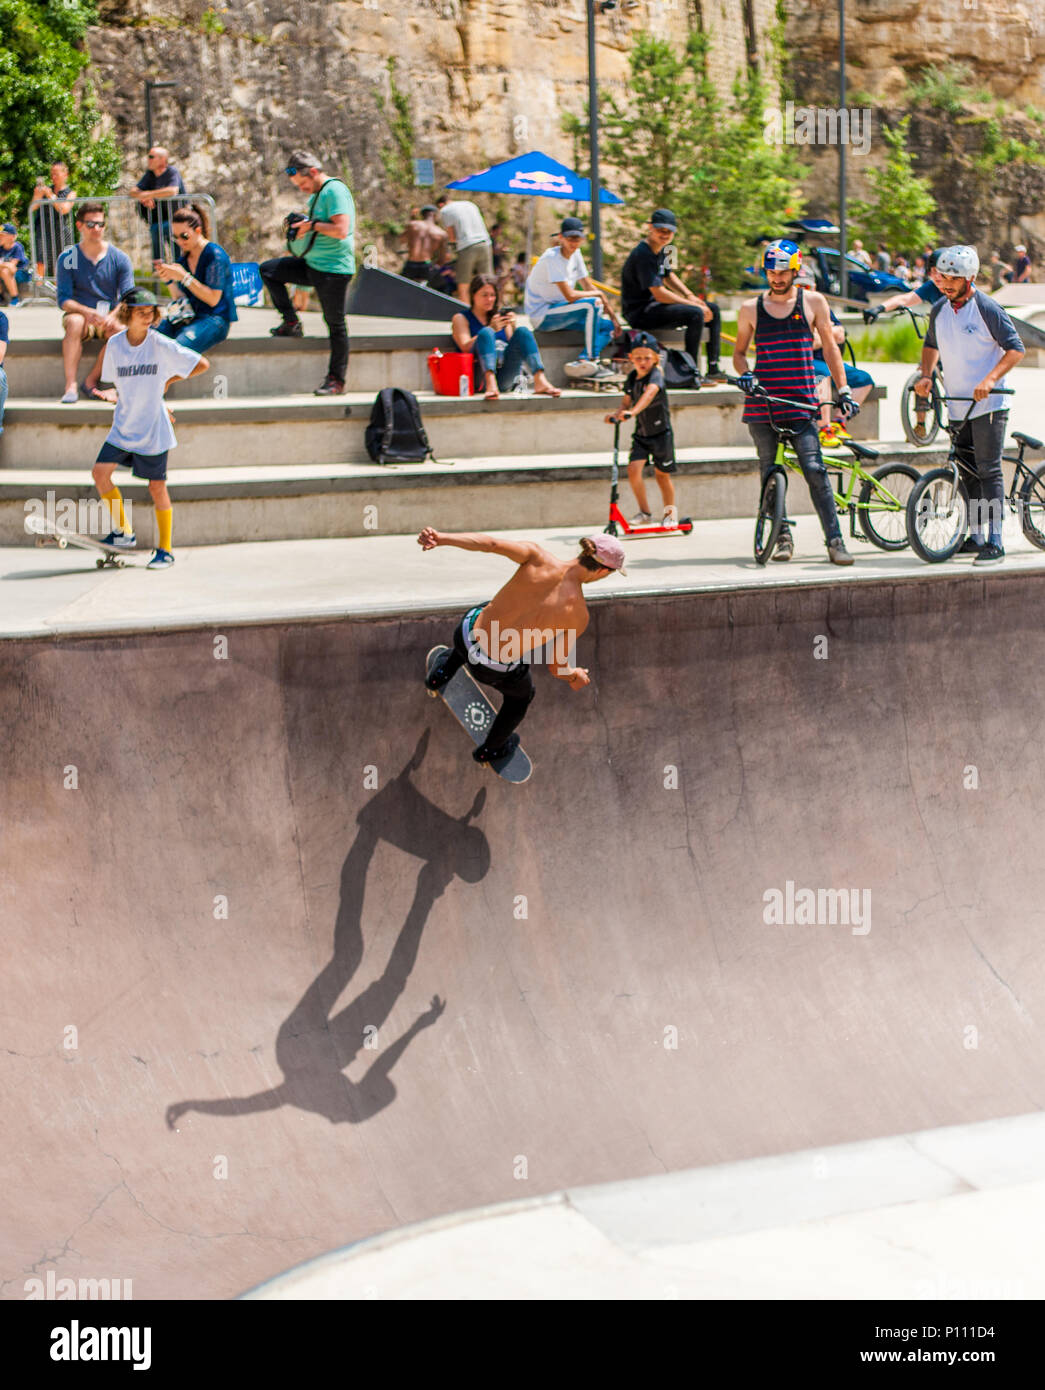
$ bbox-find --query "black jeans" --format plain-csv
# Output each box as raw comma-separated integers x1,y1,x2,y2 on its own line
953,410,1007,542
748,419,842,544
260,256,352,382
628,300,721,367
438,614,536,752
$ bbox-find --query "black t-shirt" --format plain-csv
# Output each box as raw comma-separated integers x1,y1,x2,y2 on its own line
624,365,671,436
621,240,669,321
135,165,186,225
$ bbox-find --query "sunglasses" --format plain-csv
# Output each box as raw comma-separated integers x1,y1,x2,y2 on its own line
284,166,302,176
172,229,193,240
82,220,105,229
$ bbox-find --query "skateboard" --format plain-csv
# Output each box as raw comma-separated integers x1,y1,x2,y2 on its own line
25,515,137,568
425,646,533,784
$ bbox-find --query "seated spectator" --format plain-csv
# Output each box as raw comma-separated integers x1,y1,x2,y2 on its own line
451,273,561,401
892,254,911,285
56,201,134,403
0,223,32,306
129,147,187,262
152,202,236,351
800,267,874,427
850,239,872,269
910,254,927,285
0,305,7,438
524,216,619,381
879,249,944,314
28,161,76,279
1012,244,1032,283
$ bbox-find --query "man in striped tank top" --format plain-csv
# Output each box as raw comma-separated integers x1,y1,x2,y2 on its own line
733,240,858,564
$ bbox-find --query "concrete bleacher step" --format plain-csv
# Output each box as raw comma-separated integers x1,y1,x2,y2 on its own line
0,441,946,547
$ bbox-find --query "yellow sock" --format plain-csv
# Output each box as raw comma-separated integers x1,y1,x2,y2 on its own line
156,508,173,552
100,487,127,533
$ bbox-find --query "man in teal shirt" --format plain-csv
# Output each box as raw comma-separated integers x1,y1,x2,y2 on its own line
261,150,356,394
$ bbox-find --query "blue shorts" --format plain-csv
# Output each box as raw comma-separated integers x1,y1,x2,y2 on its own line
812,359,875,390
97,440,169,480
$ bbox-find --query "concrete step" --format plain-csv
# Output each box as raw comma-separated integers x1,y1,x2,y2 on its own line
0,385,886,470
0,441,946,547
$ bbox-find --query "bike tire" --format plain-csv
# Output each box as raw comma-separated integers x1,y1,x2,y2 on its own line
906,468,969,562
1019,461,1045,551
900,371,942,447
754,470,786,566
857,462,919,551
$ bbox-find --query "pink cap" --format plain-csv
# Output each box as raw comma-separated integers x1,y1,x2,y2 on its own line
586,533,627,575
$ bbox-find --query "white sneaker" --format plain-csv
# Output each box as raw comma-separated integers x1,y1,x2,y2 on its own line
563,357,599,380
628,511,653,526
591,362,622,381
662,506,679,527
60,388,78,404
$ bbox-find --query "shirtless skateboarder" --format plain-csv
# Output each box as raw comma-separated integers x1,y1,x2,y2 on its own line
419,528,625,763
401,206,450,285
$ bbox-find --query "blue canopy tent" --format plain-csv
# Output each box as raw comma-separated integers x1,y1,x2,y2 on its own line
445,149,623,265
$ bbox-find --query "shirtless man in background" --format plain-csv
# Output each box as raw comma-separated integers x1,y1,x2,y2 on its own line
401,206,450,285
419,528,624,763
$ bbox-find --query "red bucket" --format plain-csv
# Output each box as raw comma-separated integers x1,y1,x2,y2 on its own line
428,349,475,397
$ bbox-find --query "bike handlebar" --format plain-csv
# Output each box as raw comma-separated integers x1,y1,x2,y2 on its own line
725,376,878,459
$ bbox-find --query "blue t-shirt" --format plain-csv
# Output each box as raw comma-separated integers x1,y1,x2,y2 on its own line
56,244,135,311
175,241,238,323
1,240,29,270
915,280,943,305
465,307,507,345
0,309,8,345
135,165,186,224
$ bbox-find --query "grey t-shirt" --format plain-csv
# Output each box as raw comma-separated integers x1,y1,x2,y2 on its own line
925,289,1023,419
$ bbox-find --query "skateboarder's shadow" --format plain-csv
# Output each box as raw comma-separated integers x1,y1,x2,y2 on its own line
166,730,489,1128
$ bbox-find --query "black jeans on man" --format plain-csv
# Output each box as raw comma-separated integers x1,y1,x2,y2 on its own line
434,613,536,754
628,299,722,368
748,419,842,544
952,409,1007,542
260,256,352,382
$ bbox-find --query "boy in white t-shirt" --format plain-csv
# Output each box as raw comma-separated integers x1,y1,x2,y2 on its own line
92,288,210,569
524,216,619,379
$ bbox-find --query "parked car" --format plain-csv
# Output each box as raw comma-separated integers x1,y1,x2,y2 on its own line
808,248,909,301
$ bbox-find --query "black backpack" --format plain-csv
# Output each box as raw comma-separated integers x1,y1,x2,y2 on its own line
661,347,700,388
364,388,435,465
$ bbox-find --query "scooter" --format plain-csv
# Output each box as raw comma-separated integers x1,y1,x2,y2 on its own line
603,421,694,539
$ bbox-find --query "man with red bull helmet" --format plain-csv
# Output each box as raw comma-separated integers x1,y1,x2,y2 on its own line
915,244,1024,564
733,239,857,564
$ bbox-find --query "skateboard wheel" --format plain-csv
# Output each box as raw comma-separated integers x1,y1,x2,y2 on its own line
57,537,68,549
96,557,105,568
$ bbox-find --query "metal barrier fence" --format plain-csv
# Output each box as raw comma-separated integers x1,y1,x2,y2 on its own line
26,193,220,303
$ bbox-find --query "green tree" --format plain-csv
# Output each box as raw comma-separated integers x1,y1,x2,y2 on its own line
0,1,120,223
851,118,936,254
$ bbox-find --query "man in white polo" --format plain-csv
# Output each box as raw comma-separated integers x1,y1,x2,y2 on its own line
524,216,620,382
916,243,1024,564
436,195,493,301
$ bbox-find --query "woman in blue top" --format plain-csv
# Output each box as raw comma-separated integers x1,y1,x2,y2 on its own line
451,273,560,400
154,202,237,352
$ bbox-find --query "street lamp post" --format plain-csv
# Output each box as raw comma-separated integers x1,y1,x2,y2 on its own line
838,0,848,300
145,81,178,150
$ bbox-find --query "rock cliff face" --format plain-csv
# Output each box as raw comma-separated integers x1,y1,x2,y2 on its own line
86,0,781,258
83,2,1045,262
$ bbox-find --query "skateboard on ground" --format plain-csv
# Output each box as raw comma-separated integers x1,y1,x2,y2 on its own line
25,515,137,569
425,646,532,784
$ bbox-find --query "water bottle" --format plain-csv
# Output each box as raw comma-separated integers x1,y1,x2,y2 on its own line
513,368,533,398
458,373,470,397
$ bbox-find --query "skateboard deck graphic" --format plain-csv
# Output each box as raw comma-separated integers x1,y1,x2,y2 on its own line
25,515,137,569
425,646,532,784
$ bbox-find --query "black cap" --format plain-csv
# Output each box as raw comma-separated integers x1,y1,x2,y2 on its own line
420,204,438,216
121,287,159,307
650,208,677,228
560,216,586,236
631,331,660,351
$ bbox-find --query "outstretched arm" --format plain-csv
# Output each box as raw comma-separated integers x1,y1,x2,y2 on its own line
418,528,542,565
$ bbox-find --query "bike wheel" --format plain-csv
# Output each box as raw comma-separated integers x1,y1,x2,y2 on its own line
900,371,942,447
857,462,919,551
754,470,786,566
1019,462,1045,550
906,468,969,562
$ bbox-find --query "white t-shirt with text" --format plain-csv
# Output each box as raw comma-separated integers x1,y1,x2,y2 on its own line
524,246,589,327
101,329,202,454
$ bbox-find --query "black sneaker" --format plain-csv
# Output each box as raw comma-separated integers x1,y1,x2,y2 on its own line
973,541,1005,566
827,537,854,566
703,364,728,385
473,733,520,765
270,321,303,338
314,375,346,396
425,658,453,693
957,535,983,556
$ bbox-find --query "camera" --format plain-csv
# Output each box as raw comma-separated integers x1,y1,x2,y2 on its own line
283,211,308,237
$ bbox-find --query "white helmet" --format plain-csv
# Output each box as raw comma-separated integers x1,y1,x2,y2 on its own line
937,244,979,278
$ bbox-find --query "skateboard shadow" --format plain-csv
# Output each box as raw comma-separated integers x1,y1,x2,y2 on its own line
165,729,489,1127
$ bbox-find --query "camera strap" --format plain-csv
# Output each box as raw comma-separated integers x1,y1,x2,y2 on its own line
287,178,349,258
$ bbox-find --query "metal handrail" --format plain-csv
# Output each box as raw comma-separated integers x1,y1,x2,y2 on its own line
26,192,220,304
